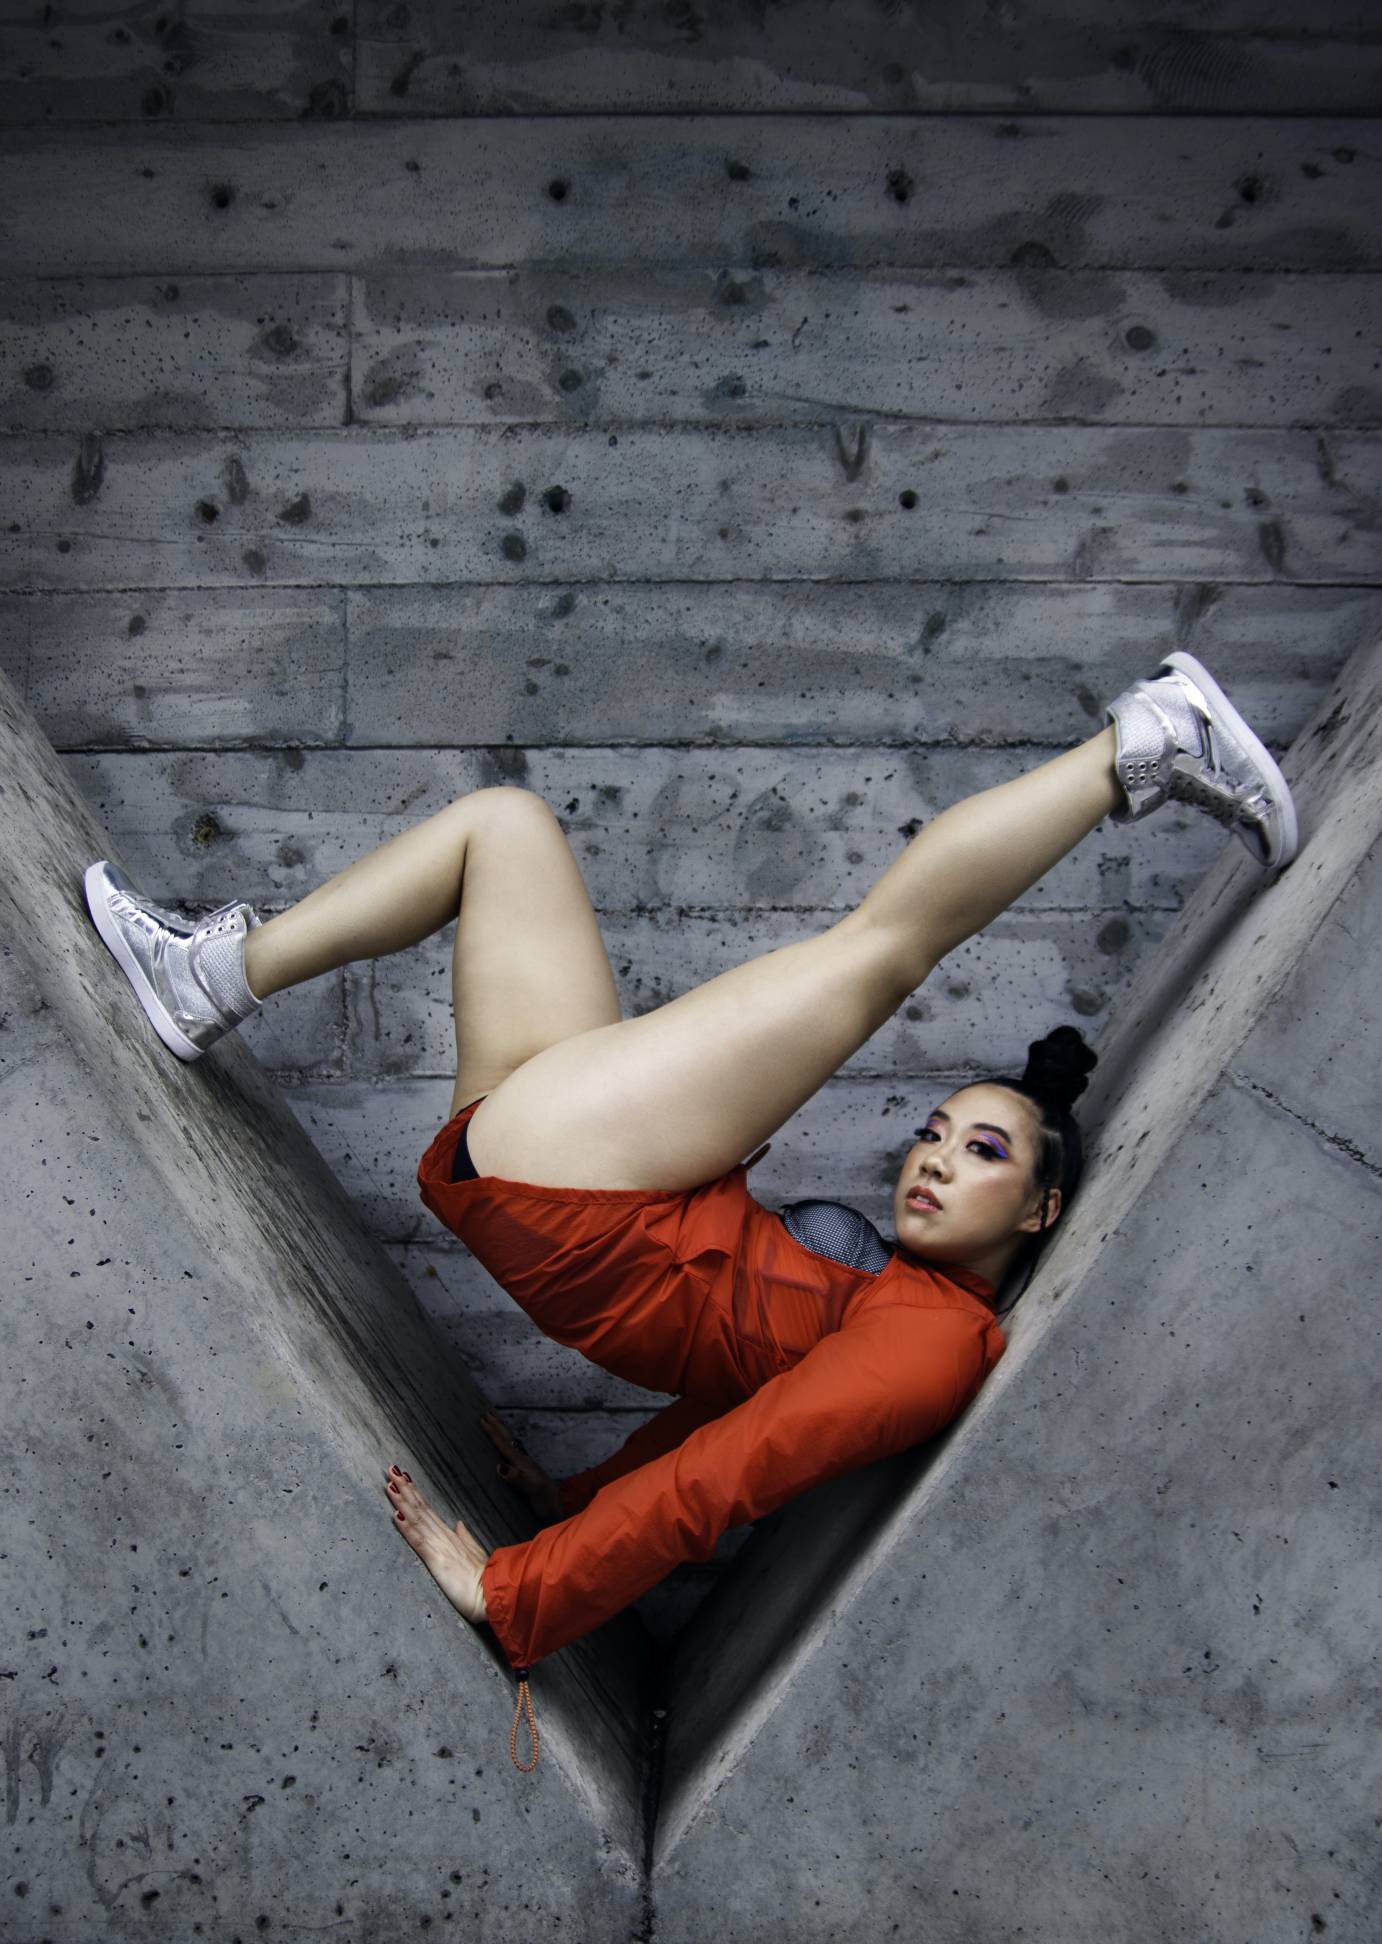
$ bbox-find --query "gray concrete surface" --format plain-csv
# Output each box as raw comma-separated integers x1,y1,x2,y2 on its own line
0,668,652,1934
652,634,1382,1936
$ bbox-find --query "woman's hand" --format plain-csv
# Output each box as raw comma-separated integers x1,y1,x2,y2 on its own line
479,1408,562,1522
384,1464,488,1624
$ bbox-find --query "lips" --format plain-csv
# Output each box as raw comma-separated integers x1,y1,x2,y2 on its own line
907,1187,942,1211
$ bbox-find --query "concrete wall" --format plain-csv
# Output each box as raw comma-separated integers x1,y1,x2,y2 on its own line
2,8,1380,1939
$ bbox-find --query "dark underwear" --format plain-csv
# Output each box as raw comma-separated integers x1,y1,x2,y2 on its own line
450,1099,485,1183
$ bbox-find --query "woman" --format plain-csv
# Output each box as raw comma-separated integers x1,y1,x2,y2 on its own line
84,650,1298,1770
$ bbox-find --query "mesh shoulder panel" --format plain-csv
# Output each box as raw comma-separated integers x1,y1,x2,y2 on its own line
779,1200,891,1274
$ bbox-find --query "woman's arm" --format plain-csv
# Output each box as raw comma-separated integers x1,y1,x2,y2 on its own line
480,1304,995,1670
555,1395,732,1517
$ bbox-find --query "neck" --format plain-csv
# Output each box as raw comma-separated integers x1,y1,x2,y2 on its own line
898,1231,1033,1300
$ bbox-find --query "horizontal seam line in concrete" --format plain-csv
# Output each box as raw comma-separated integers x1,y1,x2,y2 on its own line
1224,1065,1382,1183
35,740,1293,757
2,419,1377,435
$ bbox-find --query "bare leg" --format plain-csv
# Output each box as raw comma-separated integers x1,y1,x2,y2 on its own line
242,786,623,1118
467,727,1124,1192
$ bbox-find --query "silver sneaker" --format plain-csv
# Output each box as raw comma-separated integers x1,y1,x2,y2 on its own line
83,859,264,1061
1104,650,1299,870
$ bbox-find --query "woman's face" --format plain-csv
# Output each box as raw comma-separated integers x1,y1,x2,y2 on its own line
890,1082,1060,1289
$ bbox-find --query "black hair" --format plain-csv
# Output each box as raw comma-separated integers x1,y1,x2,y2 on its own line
983,1024,1098,1318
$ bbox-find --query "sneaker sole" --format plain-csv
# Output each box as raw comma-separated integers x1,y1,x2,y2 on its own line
83,859,204,1062
1159,651,1300,870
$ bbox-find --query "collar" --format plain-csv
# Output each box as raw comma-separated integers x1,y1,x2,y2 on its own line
894,1246,999,1306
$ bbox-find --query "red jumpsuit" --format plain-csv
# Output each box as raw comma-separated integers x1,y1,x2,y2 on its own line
417,1095,1006,1672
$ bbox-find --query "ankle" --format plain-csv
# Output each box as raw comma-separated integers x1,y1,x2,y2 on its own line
241,924,271,1001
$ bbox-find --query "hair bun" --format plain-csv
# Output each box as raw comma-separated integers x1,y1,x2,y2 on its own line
1020,1024,1098,1114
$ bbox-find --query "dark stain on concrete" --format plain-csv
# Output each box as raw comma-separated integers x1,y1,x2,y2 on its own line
1097,917,1132,954
502,532,527,561
279,493,311,525
1172,581,1223,642
362,357,420,408
388,50,424,99
1308,698,1349,743
260,323,298,357
716,271,767,310
190,812,226,850
542,486,570,513
477,746,531,786
1044,358,1123,419
242,548,267,575
548,590,576,617
225,456,249,505
1074,685,1103,719
546,305,577,334
498,482,527,515
733,783,823,902
1071,527,1115,581
1012,243,1125,321
23,363,54,391
1330,384,1382,425
305,79,349,119
832,422,870,482
71,435,104,505
1257,519,1287,574
195,499,219,523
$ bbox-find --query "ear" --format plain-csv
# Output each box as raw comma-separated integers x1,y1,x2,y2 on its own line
1019,1184,1062,1235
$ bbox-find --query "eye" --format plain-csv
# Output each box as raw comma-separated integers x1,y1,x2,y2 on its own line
914,1126,1007,1160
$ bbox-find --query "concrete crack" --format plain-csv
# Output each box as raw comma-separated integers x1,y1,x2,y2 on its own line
1226,1066,1382,1182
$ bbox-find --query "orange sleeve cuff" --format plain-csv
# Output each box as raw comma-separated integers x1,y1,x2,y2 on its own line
480,1547,528,1670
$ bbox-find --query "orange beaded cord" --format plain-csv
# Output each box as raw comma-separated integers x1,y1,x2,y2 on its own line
510,1667,539,1771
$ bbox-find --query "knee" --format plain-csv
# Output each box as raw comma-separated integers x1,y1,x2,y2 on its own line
462,784,559,831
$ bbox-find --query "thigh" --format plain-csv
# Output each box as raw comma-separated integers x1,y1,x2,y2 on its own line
447,788,622,1120
466,909,913,1193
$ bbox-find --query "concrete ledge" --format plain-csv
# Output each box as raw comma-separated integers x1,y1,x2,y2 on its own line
0,667,654,1915
653,628,1382,1926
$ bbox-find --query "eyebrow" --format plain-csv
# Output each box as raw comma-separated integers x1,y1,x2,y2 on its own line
926,1108,1015,1148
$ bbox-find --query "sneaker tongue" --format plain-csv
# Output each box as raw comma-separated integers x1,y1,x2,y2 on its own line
197,899,252,930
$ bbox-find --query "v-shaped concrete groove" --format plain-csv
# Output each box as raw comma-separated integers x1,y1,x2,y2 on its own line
0,665,655,1870
5,634,1378,1893
649,627,1382,1869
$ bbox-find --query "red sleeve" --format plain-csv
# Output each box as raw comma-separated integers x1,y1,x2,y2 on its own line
555,1396,732,1517
482,1304,991,1670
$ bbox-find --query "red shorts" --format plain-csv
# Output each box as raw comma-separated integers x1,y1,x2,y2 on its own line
416,1095,856,1405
